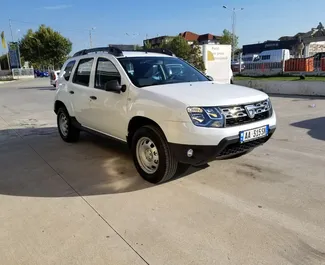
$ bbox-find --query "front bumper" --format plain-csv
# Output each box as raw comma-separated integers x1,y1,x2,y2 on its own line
169,126,276,166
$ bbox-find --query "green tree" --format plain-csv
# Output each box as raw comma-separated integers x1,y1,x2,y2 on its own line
143,40,152,49
135,44,143,51
188,41,205,72
219,29,238,50
163,36,205,72
19,25,72,69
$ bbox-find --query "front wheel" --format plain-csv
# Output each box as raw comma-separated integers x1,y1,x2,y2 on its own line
131,125,178,184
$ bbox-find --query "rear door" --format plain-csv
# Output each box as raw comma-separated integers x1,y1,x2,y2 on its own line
68,57,95,126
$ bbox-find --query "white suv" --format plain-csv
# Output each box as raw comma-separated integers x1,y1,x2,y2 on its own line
54,47,276,184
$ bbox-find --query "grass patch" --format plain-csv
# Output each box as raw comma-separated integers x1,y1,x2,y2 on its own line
234,76,325,82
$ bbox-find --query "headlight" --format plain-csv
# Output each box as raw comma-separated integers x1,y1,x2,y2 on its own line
187,106,224,128
266,98,273,114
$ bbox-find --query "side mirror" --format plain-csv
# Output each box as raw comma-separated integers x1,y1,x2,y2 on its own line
206,75,214,81
104,80,126,93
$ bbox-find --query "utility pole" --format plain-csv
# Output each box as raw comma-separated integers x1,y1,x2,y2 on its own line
89,30,92,48
223,6,244,60
8,19,15,70
89,27,96,48
9,19,14,41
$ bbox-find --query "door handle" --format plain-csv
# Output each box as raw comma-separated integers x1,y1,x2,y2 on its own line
69,90,74,94
90,96,97,100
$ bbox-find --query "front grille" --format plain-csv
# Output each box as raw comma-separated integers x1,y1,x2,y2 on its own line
219,100,271,127
218,137,269,157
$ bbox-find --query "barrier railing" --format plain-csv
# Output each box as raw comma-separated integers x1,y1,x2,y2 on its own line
233,57,325,76
12,68,34,79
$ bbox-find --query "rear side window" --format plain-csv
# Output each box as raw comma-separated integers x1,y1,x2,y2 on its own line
73,58,94,87
63,60,75,81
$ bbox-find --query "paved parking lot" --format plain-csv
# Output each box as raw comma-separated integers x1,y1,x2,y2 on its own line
1,78,325,265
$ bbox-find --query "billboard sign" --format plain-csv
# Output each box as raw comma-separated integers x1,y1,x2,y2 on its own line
8,42,21,69
201,44,232,84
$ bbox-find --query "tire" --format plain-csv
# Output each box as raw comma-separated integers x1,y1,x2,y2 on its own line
53,84,56,87
57,107,80,142
131,125,178,184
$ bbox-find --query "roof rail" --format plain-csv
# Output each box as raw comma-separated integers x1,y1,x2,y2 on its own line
143,48,175,56
72,46,175,58
73,46,123,57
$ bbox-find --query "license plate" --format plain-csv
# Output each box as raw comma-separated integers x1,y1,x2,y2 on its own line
240,125,269,143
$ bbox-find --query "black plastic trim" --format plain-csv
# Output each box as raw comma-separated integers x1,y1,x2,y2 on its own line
169,127,276,165
70,117,127,144
73,47,123,57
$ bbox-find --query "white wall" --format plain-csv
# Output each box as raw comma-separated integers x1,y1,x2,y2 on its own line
234,79,325,96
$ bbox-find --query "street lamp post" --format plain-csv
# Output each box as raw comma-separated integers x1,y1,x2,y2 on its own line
223,5,244,60
89,27,96,48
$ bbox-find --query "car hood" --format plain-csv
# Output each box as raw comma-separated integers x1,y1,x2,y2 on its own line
141,81,268,106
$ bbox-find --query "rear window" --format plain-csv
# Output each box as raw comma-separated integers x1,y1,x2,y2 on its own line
50,72,56,80
63,60,76,81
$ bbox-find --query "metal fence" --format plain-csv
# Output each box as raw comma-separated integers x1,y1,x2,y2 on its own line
232,57,325,76
12,68,34,79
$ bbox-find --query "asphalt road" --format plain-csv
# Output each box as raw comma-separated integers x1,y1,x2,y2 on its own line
1,78,325,265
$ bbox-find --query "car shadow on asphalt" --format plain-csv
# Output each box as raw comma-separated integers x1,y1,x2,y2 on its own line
291,117,325,141
18,86,56,91
0,127,203,198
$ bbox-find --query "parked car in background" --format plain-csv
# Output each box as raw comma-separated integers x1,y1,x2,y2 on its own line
253,49,290,63
231,59,245,73
34,69,49,78
50,70,61,87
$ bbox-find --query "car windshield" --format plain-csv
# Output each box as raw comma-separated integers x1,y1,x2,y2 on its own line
117,56,209,88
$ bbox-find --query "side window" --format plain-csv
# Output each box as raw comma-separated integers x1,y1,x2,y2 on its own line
63,60,75,81
95,58,121,90
73,58,94,86
261,55,270,60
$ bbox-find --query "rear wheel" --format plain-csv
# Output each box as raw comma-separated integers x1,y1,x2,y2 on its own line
132,125,178,184
57,107,80,142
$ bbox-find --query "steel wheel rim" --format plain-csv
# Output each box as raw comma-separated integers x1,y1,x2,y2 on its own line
59,112,69,137
136,137,159,174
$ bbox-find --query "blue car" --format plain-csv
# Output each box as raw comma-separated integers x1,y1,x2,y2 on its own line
34,70,49,77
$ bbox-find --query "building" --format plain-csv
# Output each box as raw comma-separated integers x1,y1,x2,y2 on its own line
142,36,175,48
179,31,221,45
108,44,139,50
242,39,298,55
243,22,325,58
143,31,221,47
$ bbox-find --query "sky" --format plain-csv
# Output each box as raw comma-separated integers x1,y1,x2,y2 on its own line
1,0,325,55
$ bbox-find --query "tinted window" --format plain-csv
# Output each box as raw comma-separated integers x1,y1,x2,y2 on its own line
95,58,121,89
73,58,94,86
63,60,75,81
118,57,209,88
261,55,271,60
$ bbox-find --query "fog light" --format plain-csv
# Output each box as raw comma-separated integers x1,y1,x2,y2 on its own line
187,149,193,157
211,121,223,127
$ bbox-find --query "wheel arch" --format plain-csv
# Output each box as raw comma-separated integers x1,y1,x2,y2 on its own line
127,116,166,148
54,100,74,116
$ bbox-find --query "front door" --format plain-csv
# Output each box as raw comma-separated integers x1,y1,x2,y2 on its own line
88,57,129,140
